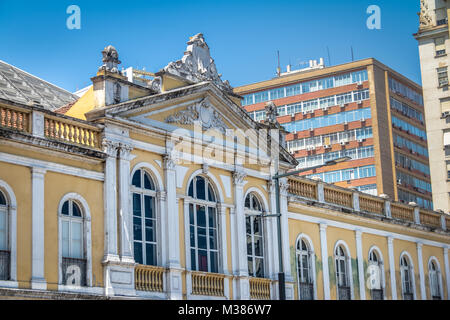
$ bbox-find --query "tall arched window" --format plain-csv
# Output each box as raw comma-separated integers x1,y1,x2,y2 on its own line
188,176,218,273
335,245,350,300
245,193,264,278
368,249,383,300
429,259,442,300
400,255,414,300
60,199,86,286
132,169,157,266
0,191,9,280
296,237,314,300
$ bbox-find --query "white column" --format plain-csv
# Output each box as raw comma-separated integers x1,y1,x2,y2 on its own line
102,140,119,262
218,204,230,299
31,167,46,290
319,223,330,300
387,236,397,300
355,230,366,300
279,178,294,299
444,247,450,300
267,180,279,298
232,170,250,300
118,144,134,262
163,153,182,300
416,242,426,300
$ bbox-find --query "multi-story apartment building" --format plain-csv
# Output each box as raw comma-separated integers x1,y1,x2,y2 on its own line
235,59,434,210
415,0,450,214
0,34,448,301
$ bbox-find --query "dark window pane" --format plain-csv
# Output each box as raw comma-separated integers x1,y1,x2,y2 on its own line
191,249,196,270
196,177,206,200
145,243,156,266
72,203,82,217
132,170,141,188
133,194,141,217
208,207,216,228
190,226,195,247
188,181,194,197
245,195,251,209
197,206,206,227
144,196,153,218
133,217,142,241
134,242,143,264
253,217,262,235
247,235,252,255
189,204,194,225
248,257,254,276
210,251,218,273
144,172,154,190
301,240,307,251
209,228,217,250
198,250,208,272
255,258,264,278
145,219,155,242
208,185,215,202
246,217,251,234
0,192,5,206
198,233,207,249
254,236,263,256
62,201,69,215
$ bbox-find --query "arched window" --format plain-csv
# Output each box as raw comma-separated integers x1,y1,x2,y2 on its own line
368,249,383,300
0,190,9,280
429,259,442,300
335,245,350,300
60,199,86,286
296,237,314,300
400,255,414,300
132,169,157,266
245,193,264,278
188,176,218,273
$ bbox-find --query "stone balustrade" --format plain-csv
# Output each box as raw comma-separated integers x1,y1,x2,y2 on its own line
249,277,272,300
135,265,165,292
191,271,225,297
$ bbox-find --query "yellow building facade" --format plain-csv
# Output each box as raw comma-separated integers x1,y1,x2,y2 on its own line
0,34,449,300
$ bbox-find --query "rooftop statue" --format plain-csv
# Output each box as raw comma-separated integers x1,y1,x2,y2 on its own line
99,45,121,73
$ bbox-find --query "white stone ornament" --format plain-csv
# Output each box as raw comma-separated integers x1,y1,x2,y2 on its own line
165,98,229,134
163,33,233,93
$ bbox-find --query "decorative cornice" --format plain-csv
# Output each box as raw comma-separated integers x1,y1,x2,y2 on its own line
418,0,433,29
163,153,177,171
102,139,120,158
232,170,247,186
118,143,133,160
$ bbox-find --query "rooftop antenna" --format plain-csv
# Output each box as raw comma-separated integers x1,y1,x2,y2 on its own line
277,50,281,77
351,46,354,62
326,46,331,66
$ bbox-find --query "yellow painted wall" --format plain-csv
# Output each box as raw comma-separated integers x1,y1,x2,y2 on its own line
65,86,95,120
393,239,420,300
422,244,447,300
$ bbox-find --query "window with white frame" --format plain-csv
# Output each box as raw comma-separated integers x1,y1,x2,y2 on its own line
245,193,265,278
429,260,442,300
188,176,219,273
435,37,446,57
368,249,383,300
296,237,314,300
437,66,449,87
132,169,157,266
400,255,414,300
60,199,86,286
335,245,350,300
0,191,9,281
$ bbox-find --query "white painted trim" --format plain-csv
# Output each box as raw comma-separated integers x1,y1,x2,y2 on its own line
319,223,330,300
416,243,426,300
444,248,450,300
185,170,225,204
0,152,104,181
130,162,164,192
387,237,397,300
0,180,17,282
400,251,417,300
355,230,365,300
243,187,270,213
57,193,93,288
294,233,318,300
427,256,444,300
287,211,450,249
367,245,386,300
31,167,46,289
333,240,354,300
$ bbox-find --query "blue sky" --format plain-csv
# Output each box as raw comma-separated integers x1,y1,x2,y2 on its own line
0,0,422,93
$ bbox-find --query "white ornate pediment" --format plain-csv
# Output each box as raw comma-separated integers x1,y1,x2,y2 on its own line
165,98,229,135
163,33,233,93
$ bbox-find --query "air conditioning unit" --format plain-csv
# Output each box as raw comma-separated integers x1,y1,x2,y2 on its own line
397,179,402,185
303,111,308,115
442,111,450,118
340,140,347,146
309,110,314,114
344,121,348,125
324,145,331,149
291,113,295,118
357,81,363,87
322,106,329,111
357,138,364,143
361,117,366,122
310,127,314,132
340,103,345,108
357,100,362,105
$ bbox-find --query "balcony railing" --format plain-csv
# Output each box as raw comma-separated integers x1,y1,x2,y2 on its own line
287,176,447,230
135,264,165,292
61,257,87,286
0,105,30,133
0,250,10,281
191,271,225,297
371,289,383,300
391,203,414,222
249,277,271,300
338,286,351,300
44,115,101,149
298,282,314,300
